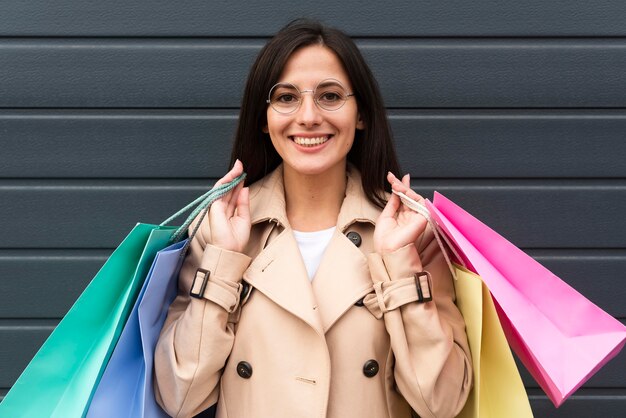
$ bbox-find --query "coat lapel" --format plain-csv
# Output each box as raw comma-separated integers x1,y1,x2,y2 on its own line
310,164,382,333
243,227,325,336
312,229,374,333
242,162,384,336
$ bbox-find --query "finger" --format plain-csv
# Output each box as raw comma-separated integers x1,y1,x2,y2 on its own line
215,159,243,187
391,173,423,205
387,171,400,186
219,159,243,185
214,160,244,209
387,171,409,193
226,180,244,218
235,187,250,222
380,191,400,219
396,174,411,212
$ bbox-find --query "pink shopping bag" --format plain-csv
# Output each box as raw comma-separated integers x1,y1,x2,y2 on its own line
424,192,626,407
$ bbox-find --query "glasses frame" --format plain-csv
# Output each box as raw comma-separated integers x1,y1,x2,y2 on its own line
266,78,355,114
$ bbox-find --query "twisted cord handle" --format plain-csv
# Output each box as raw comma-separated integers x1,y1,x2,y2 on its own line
160,173,247,245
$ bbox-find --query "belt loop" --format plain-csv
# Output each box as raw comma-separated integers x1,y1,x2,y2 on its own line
374,281,388,315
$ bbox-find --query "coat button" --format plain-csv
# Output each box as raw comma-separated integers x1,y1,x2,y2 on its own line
240,280,251,302
236,361,253,379
346,231,362,247
363,359,379,378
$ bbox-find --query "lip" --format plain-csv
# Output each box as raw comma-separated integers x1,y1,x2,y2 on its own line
289,133,334,138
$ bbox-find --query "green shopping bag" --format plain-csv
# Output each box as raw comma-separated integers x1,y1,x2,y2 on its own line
0,175,245,418
0,225,174,418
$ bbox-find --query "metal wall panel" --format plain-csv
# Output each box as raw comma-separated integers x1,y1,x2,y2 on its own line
529,391,626,418
2,40,626,108
1,324,625,392
2,251,624,319
2,110,626,179
1,183,625,249
2,1,626,37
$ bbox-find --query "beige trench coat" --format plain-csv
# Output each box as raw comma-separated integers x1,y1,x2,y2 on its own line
154,164,472,418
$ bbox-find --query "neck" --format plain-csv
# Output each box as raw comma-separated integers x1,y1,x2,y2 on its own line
283,162,346,232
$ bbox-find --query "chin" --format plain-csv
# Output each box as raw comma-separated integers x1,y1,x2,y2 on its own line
285,158,346,177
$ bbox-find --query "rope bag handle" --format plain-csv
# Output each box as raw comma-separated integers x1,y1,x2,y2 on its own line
160,173,247,250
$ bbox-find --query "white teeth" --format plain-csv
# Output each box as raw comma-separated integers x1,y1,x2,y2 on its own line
292,136,330,146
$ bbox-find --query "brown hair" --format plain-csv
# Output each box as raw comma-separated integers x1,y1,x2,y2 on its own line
229,18,401,208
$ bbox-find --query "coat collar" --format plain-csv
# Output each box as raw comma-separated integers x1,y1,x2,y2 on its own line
248,163,382,232
244,163,384,334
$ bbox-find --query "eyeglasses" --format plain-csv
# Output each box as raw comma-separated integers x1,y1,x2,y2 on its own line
266,78,355,114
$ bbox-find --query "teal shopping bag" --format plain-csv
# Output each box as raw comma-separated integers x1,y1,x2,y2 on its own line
0,174,245,418
0,224,175,418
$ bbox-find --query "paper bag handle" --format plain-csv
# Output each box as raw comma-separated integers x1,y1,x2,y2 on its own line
391,190,465,280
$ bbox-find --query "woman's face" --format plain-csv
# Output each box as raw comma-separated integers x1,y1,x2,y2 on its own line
264,44,364,177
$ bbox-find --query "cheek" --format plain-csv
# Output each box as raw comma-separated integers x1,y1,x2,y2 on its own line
266,112,288,136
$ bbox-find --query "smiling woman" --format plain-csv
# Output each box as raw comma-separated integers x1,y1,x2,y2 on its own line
153,19,473,418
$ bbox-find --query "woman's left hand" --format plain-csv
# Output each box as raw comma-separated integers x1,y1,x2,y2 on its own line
373,172,428,254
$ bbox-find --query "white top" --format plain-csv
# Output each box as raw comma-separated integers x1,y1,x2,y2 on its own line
292,226,336,281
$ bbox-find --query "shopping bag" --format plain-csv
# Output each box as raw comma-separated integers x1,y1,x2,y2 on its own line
86,239,187,418
426,192,626,407
0,174,245,418
453,264,533,418
138,240,188,418
0,224,176,418
393,190,533,418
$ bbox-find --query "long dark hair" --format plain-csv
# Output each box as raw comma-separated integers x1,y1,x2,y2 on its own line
229,19,401,209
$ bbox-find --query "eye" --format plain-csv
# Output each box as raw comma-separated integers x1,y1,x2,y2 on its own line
275,93,298,103
318,91,342,102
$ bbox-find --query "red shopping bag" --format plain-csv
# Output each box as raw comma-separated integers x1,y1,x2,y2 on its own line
424,192,626,407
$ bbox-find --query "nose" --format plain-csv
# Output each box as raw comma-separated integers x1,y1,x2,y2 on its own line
295,94,323,127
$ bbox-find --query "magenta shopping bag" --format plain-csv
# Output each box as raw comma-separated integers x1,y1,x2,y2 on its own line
425,192,626,407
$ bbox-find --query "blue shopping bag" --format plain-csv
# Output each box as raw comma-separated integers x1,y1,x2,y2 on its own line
87,239,186,418
139,240,188,417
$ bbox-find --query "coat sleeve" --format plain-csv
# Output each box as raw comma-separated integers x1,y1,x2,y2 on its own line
367,224,473,418
153,213,252,418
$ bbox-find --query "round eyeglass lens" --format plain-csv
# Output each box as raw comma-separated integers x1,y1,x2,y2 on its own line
268,79,352,114
314,79,349,111
269,83,301,114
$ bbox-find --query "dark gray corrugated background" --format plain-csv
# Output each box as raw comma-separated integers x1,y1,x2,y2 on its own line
1,1,625,417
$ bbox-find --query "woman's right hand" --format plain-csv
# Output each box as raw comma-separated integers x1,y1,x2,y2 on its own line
208,159,251,253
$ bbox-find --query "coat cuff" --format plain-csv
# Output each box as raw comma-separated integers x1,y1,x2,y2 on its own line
365,244,431,318
189,244,252,312
382,243,424,280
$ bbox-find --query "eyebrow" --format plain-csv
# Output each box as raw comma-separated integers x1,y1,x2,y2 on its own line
275,80,346,90
315,80,344,89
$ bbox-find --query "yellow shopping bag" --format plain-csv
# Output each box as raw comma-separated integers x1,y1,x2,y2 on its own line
392,189,533,417
454,263,533,418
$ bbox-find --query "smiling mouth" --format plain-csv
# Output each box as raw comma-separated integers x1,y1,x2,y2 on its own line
290,135,333,147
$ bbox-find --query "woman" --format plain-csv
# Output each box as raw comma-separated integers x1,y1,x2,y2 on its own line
154,19,472,418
